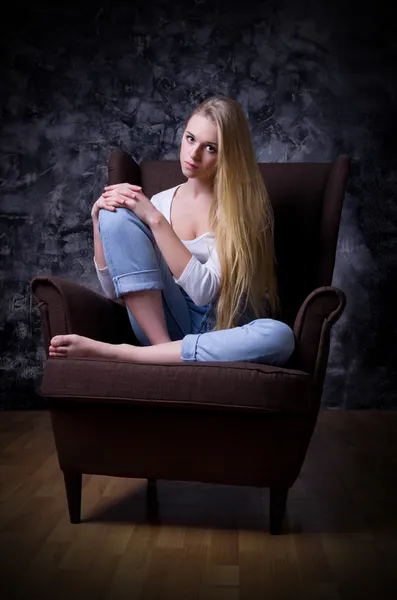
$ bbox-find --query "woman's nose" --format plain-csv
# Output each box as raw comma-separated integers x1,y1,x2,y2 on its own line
190,145,200,160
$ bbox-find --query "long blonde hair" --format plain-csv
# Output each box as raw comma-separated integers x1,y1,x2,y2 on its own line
186,95,281,330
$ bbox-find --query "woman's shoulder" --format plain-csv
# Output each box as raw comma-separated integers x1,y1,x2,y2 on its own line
150,184,181,206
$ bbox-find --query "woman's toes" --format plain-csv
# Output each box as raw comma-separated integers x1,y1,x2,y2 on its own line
50,335,67,347
50,334,79,348
49,345,67,357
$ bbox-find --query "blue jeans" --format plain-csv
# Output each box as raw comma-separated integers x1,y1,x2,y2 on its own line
98,208,295,365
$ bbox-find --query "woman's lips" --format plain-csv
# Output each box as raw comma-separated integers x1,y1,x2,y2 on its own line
185,161,198,169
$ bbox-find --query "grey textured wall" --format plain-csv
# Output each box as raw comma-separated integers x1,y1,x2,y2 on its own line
1,0,396,409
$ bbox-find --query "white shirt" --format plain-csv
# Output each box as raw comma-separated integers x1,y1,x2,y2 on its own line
94,184,221,306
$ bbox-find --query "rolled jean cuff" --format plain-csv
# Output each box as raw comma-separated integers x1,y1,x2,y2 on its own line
180,333,202,362
113,269,164,296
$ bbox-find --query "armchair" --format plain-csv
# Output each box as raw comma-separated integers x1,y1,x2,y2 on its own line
31,151,349,534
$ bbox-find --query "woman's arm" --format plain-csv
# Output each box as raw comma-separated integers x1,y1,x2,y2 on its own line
147,212,193,279
92,215,107,269
91,194,118,299
91,194,114,268
147,212,221,305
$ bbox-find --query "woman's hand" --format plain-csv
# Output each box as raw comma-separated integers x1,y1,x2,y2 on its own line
101,183,161,227
91,184,144,220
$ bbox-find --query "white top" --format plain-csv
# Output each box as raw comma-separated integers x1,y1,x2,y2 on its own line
94,184,221,306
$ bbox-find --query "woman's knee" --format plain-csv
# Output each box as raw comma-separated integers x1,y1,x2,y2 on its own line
249,319,295,364
274,320,295,363
98,207,148,238
99,207,128,233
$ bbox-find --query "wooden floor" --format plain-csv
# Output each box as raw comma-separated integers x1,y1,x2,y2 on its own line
0,410,396,600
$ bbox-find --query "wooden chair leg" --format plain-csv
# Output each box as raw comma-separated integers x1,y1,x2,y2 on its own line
146,478,160,523
147,478,157,495
63,472,82,524
269,487,289,534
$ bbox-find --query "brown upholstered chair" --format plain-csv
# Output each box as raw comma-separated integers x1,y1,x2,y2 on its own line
31,151,350,534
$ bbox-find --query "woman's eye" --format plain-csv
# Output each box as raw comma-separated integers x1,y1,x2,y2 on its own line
185,135,216,153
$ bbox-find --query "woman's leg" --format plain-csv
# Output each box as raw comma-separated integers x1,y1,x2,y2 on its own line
98,207,192,345
49,335,182,362
124,289,170,344
181,319,295,366
49,319,295,366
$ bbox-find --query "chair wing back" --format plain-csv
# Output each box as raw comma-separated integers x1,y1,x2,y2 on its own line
258,157,350,325
108,152,350,326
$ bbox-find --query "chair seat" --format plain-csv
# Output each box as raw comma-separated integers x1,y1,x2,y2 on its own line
41,358,314,414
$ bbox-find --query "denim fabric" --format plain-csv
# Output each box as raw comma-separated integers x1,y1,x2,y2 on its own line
98,207,213,346
98,207,295,365
180,318,295,365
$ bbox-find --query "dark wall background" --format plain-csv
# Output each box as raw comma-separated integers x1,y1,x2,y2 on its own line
1,0,396,410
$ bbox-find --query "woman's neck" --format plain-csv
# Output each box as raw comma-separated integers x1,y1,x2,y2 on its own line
184,176,215,199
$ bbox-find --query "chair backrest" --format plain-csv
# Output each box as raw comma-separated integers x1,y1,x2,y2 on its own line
109,152,350,326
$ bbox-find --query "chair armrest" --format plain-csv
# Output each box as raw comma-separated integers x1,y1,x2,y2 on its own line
31,276,138,355
293,286,346,392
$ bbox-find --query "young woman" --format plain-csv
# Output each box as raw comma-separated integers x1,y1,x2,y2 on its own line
49,95,295,365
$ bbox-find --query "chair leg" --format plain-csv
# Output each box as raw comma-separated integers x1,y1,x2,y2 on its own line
147,478,157,495
269,487,289,535
146,478,160,523
63,472,82,524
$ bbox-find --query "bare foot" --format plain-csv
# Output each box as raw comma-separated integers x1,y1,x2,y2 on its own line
49,335,183,364
49,334,134,360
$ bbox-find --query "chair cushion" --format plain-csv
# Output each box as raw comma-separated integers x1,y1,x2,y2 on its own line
41,358,315,414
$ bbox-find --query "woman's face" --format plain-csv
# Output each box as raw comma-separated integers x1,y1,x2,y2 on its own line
180,114,218,183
